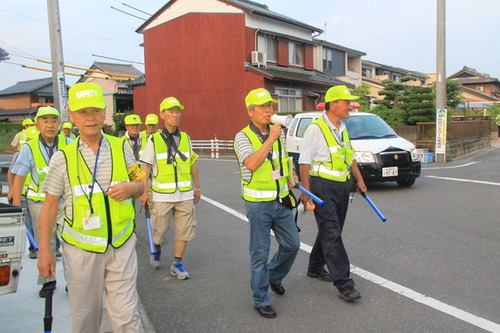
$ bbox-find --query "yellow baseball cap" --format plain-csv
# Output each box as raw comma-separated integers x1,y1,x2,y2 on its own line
62,121,73,129
124,114,143,125
145,114,159,125
22,119,35,126
160,97,184,111
245,88,277,108
68,82,106,111
325,85,359,102
35,106,60,121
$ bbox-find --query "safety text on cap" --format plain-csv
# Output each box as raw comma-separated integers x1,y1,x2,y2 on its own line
257,92,268,98
76,90,99,99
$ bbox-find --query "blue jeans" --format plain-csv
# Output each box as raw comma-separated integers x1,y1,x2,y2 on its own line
245,200,300,307
21,198,35,251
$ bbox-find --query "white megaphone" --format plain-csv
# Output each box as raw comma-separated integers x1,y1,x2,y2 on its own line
271,114,293,127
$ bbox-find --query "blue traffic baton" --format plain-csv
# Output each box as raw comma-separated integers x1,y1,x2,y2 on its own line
26,227,39,251
296,185,326,207
144,204,156,254
360,191,387,222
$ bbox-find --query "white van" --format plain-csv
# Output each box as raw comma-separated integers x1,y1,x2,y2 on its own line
286,111,421,187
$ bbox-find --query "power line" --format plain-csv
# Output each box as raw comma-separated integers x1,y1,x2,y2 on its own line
92,54,144,65
122,3,152,16
110,6,147,21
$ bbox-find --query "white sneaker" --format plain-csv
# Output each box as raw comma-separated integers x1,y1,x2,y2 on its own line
170,262,190,280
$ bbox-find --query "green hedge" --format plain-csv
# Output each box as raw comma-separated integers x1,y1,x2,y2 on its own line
0,123,23,153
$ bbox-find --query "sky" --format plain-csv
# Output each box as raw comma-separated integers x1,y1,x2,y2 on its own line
1,0,499,91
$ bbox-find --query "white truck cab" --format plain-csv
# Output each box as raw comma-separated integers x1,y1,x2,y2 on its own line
286,111,421,187
0,202,25,296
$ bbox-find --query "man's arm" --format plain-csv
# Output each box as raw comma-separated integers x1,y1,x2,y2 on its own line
299,164,312,205
37,193,59,278
350,160,367,193
139,164,151,207
243,124,282,172
12,174,26,207
190,163,201,204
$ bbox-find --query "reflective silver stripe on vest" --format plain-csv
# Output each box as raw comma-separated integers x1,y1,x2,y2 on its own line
111,220,134,243
71,181,125,196
271,150,286,160
329,146,339,154
63,225,108,247
151,180,192,190
243,183,288,199
156,152,191,160
26,189,46,198
37,166,50,174
310,164,350,178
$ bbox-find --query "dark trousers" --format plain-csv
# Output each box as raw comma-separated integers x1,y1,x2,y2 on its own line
308,176,354,289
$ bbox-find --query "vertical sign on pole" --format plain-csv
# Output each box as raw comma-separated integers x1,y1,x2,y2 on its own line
435,109,447,156
57,72,68,122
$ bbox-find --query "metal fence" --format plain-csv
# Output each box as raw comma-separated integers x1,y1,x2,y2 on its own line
191,139,234,158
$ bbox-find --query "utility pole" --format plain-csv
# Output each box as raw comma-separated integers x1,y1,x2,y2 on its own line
47,0,68,121
435,0,447,162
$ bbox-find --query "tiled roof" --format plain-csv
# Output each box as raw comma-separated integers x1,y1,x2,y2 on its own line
0,77,52,96
0,107,38,117
313,39,366,56
248,65,351,86
225,0,322,32
92,62,143,79
137,0,322,33
127,74,146,87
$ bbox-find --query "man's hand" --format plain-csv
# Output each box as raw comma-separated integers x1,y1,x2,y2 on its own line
38,249,56,279
269,123,282,142
107,182,136,202
193,189,201,204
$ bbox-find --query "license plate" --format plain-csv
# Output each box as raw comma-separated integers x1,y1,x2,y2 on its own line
382,167,398,177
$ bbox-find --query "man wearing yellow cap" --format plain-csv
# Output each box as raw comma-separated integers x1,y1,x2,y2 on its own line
234,88,300,318
59,121,76,140
139,97,200,279
299,85,367,302
141,113,159,138
10,118,38,153
11,106,71,297
37,82,144,332
123,114,147,161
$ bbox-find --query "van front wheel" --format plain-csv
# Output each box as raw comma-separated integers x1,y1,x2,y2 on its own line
397,179,415,187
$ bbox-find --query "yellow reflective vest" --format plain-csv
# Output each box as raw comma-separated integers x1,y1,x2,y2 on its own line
124,131,148,160
309,117,353,182
25,135,69,202
61,134,135,253
150,131,194,193
236,126,290,202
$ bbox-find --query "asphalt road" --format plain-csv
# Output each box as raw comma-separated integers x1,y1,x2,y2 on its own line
133,146,500,333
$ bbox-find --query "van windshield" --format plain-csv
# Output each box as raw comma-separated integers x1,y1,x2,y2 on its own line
345,115,397,140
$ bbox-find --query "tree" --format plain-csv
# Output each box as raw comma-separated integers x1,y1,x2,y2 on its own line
402,86,435,124
432,79,462,110
487,104,500,124
351,84,371,109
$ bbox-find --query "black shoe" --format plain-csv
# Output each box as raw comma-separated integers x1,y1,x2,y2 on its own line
29,250,37,259
39,281,56,298
270,283,285,296
307,268,333,282
254,305,277,318
337,286,361,301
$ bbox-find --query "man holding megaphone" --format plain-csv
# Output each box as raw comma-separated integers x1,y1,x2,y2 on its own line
234,88,300,319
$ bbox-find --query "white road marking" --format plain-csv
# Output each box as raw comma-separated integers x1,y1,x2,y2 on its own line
426,175,500,186
421,161,479,170
201,195,500,333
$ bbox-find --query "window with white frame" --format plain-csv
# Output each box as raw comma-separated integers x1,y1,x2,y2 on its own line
322,48,334,71
289,42,304,66
257,34,277,62
276,88,302,112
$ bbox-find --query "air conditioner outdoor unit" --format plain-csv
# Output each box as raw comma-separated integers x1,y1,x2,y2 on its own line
251,51,266,66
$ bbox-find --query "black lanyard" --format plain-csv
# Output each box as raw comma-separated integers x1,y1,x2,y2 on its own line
76,136,103,214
